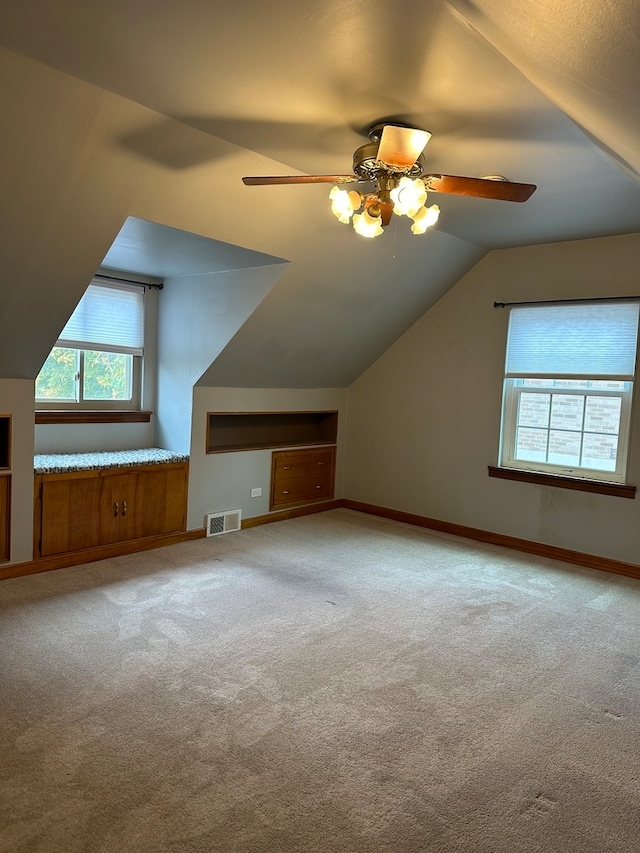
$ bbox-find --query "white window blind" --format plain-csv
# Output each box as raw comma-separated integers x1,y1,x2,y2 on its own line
505,302,640,378
58,282,144,356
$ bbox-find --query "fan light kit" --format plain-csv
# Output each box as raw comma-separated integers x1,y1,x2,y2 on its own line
243,123,536,239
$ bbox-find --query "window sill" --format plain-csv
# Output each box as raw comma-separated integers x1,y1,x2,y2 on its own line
487,465,636,499
35,411,152,425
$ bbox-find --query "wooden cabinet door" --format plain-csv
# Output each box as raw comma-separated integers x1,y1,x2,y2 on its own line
37,463,188,559
40,474,103,556
99,472,138,544
132,466,187,538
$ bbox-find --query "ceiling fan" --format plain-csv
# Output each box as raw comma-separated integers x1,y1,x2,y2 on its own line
242,123,537,238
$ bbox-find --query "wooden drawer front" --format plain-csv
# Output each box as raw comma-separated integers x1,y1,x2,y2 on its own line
272,473,333,509
40,476,104,556
273,448,335,481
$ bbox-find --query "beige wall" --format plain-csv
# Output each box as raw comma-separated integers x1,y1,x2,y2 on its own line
344,232,640,564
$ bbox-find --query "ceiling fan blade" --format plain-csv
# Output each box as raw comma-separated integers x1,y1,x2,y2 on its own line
242,174,360,186
425,174,536,202
376,125,431,169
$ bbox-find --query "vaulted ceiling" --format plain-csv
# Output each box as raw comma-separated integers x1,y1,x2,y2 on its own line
1,0,639,386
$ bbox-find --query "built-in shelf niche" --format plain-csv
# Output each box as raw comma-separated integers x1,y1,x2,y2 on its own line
0,474,9,561
206,411,338,453
0,416,10,470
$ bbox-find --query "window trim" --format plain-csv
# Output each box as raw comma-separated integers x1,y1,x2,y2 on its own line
500,379,633,484
488,465,636,499
35,410,152,425
497,299,639,488
35,278,146,412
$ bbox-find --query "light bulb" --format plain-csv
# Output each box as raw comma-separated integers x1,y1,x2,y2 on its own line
390,177,427,217
352,207,383,238
330,187,362,223
410,203,440,234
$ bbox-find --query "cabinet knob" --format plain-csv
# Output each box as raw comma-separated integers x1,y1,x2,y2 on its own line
122,500,127,517
316,485,322,489
114,501,119,517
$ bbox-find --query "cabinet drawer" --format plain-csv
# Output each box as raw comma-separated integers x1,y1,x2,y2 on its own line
271,473,333,509
272,448,335,480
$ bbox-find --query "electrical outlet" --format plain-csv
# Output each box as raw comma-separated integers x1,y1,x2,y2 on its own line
250,487,262,498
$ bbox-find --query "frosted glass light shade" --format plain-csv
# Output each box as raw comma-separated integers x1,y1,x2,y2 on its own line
410,203,440,234
353,208,383,238
329,187,362,223
390,177,427,217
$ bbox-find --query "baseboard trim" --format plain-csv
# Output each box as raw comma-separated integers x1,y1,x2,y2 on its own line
5,499,637,583
1,500,342,581
0,528,206,582
242,499,343,529
342,499,640,580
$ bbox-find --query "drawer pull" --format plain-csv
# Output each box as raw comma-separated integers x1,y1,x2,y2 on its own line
282,490,290,495
122,500,127,517
283,465,292,470
317,461,325,466
114,501,119,517
316,484,322,489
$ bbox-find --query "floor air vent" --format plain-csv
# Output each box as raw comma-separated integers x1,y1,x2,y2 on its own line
206,509,242,537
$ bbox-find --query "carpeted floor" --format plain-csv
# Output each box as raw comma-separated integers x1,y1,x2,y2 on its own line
1,508,639,852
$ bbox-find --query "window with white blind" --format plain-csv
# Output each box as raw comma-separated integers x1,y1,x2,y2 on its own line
499,301,640,484
35,280,145,410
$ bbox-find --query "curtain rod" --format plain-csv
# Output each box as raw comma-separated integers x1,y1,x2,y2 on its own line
494,295,640,308
94,273,164,290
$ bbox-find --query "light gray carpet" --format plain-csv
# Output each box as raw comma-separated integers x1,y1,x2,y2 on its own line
1,508,639,852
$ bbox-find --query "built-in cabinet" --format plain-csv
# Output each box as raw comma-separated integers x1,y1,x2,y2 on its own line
206,410,339,514
270,447,336,510
34,462,188,558
0,475,9,561
0,416,10,470
0,415,11,561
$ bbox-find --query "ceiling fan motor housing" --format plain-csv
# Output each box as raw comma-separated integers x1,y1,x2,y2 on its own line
352,141,425,182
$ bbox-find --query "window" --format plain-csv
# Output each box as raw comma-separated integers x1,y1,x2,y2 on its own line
36,280,145,410
499,301,639,484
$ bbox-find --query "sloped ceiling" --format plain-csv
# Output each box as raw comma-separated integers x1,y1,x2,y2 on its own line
1,0,639,386
102,218,287,279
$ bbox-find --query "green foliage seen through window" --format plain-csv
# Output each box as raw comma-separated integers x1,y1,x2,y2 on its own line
36,347,131,402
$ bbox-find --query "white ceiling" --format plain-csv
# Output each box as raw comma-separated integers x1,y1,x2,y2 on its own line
2,0,640,249
1,0,639,385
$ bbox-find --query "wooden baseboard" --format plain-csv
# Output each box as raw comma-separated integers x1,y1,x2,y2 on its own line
5,498,637,584
0,500,341,582
342,499,640,580
0,528,206,582
242,499,343,529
